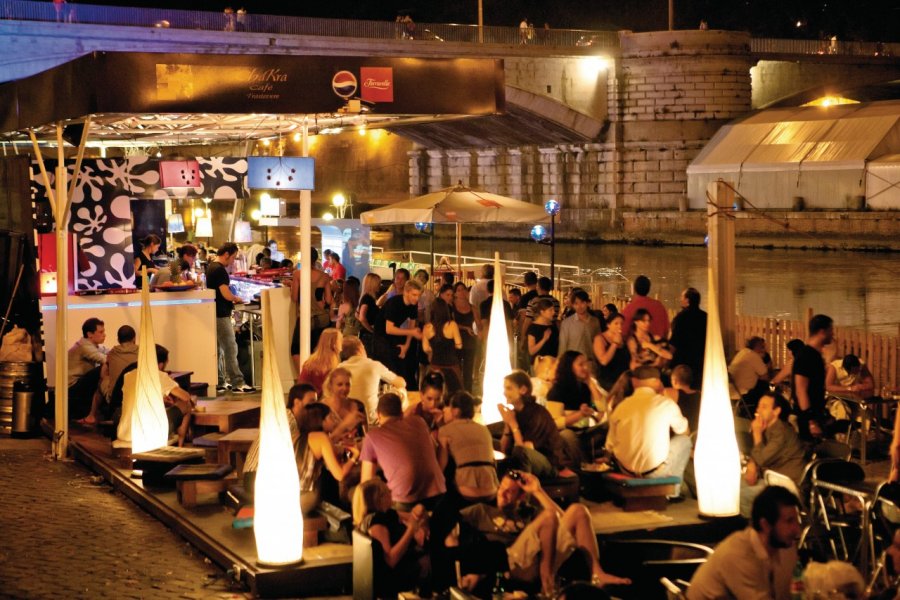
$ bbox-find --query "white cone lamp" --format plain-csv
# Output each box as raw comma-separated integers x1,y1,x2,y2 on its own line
131,267,170,454
481,252,511,425
693,268,741,517
254,289,304,566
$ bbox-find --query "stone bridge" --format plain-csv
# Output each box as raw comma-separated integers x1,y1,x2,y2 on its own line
2,0,899,237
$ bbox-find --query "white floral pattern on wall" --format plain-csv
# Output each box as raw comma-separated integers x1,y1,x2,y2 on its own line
30,157,248,289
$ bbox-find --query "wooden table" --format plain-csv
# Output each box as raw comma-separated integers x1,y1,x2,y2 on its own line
193,400,260,433
217,427,259,476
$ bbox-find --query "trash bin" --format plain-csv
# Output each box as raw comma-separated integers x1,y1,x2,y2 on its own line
12,379,43,438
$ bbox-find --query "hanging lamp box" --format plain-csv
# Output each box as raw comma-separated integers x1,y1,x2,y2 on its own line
159,159,201,188
247,157,315,191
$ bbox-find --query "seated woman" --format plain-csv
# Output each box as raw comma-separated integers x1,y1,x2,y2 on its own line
299,328,342,394
320,366,367,442
352,479,430,598
421,298,463,393
438,391,499,503
405,370,445,433
295,402,360,516
593,313,630,391
526,298,559,368
627,308,672,370
547,351,608,464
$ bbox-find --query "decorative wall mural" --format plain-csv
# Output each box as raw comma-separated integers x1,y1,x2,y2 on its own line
30,157,248,289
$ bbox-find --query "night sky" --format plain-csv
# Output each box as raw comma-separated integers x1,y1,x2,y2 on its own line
97,0,899,41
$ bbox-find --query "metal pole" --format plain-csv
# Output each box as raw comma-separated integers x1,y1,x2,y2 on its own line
299,119,312,367
550,213,556,288
707,180,736,358
429,225,435,279
668,0,674,30
455,223,462,280
477,0,483,43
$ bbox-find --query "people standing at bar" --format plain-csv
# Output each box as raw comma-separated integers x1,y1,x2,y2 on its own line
208,242,255,394
133,234,161,289
151,243,198,287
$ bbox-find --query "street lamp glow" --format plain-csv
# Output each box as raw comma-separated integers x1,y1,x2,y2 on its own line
530,224,548,242
544,199,560,216
250,209,262,221
322,212,334,221
332,193,346,208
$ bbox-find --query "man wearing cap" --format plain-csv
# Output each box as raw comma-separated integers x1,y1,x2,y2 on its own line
605,366,691,497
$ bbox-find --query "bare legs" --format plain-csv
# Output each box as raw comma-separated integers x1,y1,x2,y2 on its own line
559,504,631,586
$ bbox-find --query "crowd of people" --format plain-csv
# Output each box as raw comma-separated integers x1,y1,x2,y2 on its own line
62,242,896,598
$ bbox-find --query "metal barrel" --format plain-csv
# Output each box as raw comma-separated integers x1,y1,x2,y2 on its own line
0,362,45,436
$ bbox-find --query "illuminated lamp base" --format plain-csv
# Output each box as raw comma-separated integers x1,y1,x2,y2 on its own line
256,558,304,569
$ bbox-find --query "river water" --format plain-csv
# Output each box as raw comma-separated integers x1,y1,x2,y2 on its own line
392,238,900,335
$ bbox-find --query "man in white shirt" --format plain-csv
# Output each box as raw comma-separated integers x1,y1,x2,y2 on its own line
729,336,770,405
688,485,802,600
468,263,494,316
339,336,407,423
605,366,691,496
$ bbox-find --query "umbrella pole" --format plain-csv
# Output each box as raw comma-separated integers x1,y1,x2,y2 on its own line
455,223,461,281
429,225,434,279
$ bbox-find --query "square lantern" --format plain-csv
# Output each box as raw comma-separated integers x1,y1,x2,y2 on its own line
247,157,315,191
159,160,201,189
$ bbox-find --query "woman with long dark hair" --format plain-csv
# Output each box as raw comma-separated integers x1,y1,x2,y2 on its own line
452,282,481,392
337,277,362,338
627,308,672,370
593,313,631,391
548,351,607,463
422,298,463,393
133,233,161,288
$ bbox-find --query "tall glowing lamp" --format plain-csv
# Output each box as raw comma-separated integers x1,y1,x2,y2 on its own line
480,252,511,425
254,289,304,566
131,267,170,454
693,268,741,517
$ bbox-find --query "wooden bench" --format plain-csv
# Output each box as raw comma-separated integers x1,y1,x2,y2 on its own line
165,463,234,508
601,472,680,511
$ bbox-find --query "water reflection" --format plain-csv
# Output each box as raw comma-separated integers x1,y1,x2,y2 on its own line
393,239,899,335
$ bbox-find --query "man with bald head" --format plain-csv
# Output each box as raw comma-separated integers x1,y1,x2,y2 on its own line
605,366,691,497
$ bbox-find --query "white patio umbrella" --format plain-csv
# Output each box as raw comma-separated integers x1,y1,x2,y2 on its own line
360,184,549,273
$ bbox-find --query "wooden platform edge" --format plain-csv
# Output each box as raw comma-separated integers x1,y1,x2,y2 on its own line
69,439,351,598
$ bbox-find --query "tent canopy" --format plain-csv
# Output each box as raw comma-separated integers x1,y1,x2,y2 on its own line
688,100,900,174
360,184,550,225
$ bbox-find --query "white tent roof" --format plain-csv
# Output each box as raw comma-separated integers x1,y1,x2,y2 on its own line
688,101,900,174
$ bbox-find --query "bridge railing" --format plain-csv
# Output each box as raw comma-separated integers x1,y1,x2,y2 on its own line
0,0,619,48
751,37,898,57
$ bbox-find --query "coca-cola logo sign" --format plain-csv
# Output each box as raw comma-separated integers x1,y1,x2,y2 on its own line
360,67,394,103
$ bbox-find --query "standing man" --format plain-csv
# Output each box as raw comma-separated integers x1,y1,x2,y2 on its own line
621,275,669,340
668,287,707,386
793,314,833,440
376,267,410,308
375,279,423,388
469,264,494,311
208,242,255,394
688,486,801,600
557,290,602,370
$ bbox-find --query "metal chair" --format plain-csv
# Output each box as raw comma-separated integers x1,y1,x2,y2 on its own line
808,459,873,572
764,469,801,497
660,576,688,600
601,539,712,599
812,439,853,461
866,481,900,594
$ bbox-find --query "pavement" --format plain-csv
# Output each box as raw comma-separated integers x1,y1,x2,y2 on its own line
0,437,252,600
